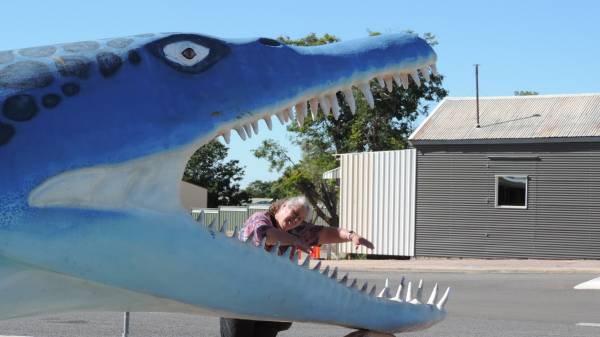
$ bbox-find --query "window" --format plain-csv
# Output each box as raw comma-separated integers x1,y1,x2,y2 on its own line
495,175,528,208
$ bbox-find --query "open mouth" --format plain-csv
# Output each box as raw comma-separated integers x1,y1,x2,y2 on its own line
214,61,437,144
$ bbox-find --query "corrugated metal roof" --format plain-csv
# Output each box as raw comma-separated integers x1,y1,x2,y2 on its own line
409,93,600,144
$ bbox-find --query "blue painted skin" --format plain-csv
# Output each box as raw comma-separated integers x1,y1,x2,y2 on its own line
0,33,446,334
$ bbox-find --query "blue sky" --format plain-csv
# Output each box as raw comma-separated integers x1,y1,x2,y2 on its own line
2,0,599,187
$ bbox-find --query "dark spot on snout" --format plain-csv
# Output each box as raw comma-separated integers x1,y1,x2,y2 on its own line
2,95,38,121
96,52,122,77
61,83,80,97
211,111,221,117
55,56,91,79
127,50,142,64
0,122,15,145
42,94,62,109
0,61,54,90
19,46,57,57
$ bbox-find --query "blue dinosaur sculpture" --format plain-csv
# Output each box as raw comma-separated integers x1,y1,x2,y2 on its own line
0,32,448,335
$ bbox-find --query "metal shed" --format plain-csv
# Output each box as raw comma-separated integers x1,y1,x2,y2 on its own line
409,93,600,259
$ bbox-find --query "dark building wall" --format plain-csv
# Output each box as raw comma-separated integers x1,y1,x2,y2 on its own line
414,142,600,259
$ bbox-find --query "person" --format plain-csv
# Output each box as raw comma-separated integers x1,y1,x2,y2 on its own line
220,196,374,337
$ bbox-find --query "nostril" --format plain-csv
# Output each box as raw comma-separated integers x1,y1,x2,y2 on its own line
258,38,282,47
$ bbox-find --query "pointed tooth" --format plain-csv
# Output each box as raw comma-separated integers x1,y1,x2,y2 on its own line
415,279,424,302
392,276,405,301
437,287,450,310
399,73,409,89
302,255,311,267
275,111,286,124
368,285,377,297
295,102,307,127
251,120,259,135
197,210,205,226
263,115,273,130
409,70,421,87
231,226,238,238
330,267,338,279
242,124,253,138
322,266,330,276
259,237,267,248
270,241,281,255
282,246,293,258
309,98,320,120
405,281,413,301
359,83,374,108
376,76,385,88
208,218,218,230
392,74,403,89
221,130,231,144
234,127,247,140
312,260,322,271
360,282,369,293
419,67,431,82
282,108,291,123
427,283,439,305
342,89,356,114
349,279,358,289
377,278,390,298
384,76,394,92
430,63,438,76
318,96,331,115
330,94,341,120
221,220,228,233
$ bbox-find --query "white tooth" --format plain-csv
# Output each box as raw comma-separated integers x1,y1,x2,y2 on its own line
282,108,291,123
263,115,273,130
197,210,205,226
427,283,438,305
409,70,421,87
405,281,413,301
243,124,253,138
222,129,231,144
368,285,377,297
330,94,341,120
419,67,431,82
384,76,394,92
359,83,374,108
437,287,450,310
221,219,228,233
234,127,247,140
275,111,286,124
430,63,438,76
318,96,331,115
416,279,424,301
376,76,385,88
342,88,356,114
294,102,306,127
309,98,319,120
251,120,259,134
377,278,390,298
399,73,409,89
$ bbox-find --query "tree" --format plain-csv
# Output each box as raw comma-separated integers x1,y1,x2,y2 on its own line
514,90,539,96
183,140,250,207
253,32,448,227
244,180,286,200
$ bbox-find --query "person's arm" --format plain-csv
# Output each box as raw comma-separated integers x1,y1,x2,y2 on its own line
264,227,312,253
317,227,374,250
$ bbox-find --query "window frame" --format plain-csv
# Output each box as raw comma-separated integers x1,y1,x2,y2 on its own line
494,174,528,209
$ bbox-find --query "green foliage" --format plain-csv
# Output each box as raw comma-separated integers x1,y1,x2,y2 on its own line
243,179,289,200
253,32,448,227
514,90,539,96
183,141,249,207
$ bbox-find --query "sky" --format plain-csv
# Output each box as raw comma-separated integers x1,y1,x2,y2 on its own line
2,0,599,187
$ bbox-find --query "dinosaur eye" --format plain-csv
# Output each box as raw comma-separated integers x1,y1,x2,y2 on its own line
163,41,209,66
181,47,196,60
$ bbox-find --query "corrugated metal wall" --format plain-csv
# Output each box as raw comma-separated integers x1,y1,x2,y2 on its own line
339,150,416,256
415,142,600,259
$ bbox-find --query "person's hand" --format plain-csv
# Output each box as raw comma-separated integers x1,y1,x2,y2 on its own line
293,237,312,254
351,233,374,250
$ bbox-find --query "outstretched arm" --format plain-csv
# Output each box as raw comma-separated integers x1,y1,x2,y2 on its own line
317,227,374,250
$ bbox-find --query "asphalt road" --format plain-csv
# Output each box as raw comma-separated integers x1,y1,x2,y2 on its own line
1,271,599,337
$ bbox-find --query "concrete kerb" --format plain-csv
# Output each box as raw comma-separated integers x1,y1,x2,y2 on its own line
311,258,600,274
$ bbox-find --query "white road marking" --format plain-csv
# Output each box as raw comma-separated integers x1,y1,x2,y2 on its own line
577,323,600,327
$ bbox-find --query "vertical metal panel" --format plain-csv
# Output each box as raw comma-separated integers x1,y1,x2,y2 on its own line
339,150,416,256
415,142,600,259
219,206,248,232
